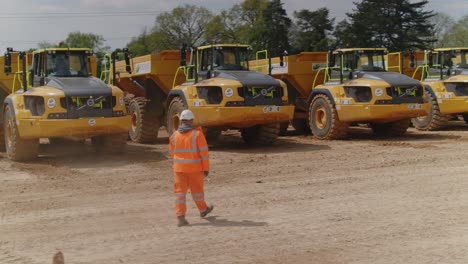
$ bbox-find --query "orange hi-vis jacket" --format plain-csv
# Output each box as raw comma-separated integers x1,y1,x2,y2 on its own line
169,127,210,173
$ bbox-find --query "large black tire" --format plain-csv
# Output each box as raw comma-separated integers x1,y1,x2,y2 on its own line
167,97,185,136
91,133,127,154
4,105,39,161
411,91,448,130
309,94,348,140
203,128,222,143
279,122,289,136
241,123,280,145
371,119,410,137
128,98,160,143
292,118,311,134
462,114,468,124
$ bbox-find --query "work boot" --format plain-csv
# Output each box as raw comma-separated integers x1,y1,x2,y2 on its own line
200,205,214,218
177,216,189,227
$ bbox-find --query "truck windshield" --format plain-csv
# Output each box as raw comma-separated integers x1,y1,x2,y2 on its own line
211,47,250,71
47,52,89,77
454,50,468,69
346,51,386,71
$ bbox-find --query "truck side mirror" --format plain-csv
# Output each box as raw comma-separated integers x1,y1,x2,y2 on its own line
409,50,415,68
279,50,287,67
428,51,433,67
4,52,11,74
327,50,335,68
29,69,34,84
123,48,131,73
180,44,187,66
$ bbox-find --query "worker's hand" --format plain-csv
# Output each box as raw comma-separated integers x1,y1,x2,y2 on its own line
204,171,209,177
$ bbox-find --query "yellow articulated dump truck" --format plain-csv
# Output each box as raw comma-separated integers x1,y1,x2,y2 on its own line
111,44,294,144
253,51,328,134
0,48,131,161
109,49,184,143
388,48,468,130
267,48,429,139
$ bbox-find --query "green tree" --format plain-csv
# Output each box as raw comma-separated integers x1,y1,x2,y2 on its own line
237,0,268,50
438,14,468,47
430,12,456,47
205,6,244,43
331,19,354,49
63,32,110,53
292,7,334,52
127,28,169,56
260,0,291,56
37,41,56,49
340,0,435,51
153,4,213,48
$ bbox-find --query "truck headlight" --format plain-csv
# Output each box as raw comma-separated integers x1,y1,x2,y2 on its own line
47,98,56,109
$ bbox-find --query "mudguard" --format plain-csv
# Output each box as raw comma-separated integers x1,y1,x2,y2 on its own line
167,90,188,108
307,89,335,105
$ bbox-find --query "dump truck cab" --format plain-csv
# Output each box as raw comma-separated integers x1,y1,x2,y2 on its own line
0,48,131,160
397,48,468,130
308,48,428,139
166,44,294,144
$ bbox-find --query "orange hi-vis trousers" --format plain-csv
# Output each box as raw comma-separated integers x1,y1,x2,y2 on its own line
174,171,208,217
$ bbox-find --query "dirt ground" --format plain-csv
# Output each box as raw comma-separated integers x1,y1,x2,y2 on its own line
1,122,468,264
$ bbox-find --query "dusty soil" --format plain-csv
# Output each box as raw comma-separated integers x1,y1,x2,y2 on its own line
1,122,468,264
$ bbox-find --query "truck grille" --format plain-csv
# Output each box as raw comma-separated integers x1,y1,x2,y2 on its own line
60,96,115,118
237,86,283,106
386,85,424,104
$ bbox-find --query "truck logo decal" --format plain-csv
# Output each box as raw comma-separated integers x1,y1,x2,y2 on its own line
225,88,234,97
87,98,95,106
88,119,96,126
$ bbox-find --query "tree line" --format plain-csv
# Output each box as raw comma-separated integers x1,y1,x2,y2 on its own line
37,0,468,58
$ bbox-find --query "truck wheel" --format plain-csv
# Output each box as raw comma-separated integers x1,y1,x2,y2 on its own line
91,133,127,154
309,94,348,139
371,119,410,137
128,98,160,143
411,91,448,130
462,114,468,124
241,123,280,145
279,122,289,136
292,118,311,134
4,105,39,161
167,97,185,136
203,128,222,143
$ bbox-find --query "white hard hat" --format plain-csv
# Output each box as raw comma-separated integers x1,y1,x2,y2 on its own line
180,109,194,120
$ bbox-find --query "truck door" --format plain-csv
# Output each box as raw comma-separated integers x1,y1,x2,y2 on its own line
32,53,45,87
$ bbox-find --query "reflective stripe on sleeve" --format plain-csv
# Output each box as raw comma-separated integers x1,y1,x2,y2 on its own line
192,192,204,197
175,193,186,197
198,146,209,151
173,158,202,163
193,197,205,202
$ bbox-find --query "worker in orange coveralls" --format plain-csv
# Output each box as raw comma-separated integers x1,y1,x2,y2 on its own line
169,109,214,227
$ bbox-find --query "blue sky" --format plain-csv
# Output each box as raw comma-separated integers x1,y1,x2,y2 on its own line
0,0,466,52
